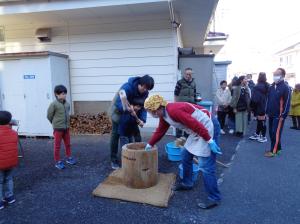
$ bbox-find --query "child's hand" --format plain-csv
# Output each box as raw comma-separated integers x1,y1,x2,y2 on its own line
130,109,137,117
128,105,134,113
133,105,142,112
137,119,144,128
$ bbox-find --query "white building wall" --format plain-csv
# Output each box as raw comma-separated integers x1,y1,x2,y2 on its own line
1,15,178,127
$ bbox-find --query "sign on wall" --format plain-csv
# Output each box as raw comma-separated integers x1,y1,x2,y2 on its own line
23,75,36,79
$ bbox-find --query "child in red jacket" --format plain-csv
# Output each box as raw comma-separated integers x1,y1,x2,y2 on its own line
0,111,18,210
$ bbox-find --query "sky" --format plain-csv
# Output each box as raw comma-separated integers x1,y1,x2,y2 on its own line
214,0,300,76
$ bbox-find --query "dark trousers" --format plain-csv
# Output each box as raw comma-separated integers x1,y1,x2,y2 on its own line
110,121,141,163
217,111,227,130
256,119,267,137
291,116,300,128
110,121,120,163
268,117,285,154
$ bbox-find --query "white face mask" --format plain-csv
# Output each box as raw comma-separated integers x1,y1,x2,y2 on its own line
273,76,281,83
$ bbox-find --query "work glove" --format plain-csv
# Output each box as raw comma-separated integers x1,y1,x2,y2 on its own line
145,144,152,151
208,139,222,155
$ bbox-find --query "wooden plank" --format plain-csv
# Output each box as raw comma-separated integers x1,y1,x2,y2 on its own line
67,14,169,26
69,29,172,43
5,26,67,38
71,83,175,94
70,74,175,85
69,56,174,69
69,38,173,52
70,65,175,77
68,47,174,60
4,44,69,54
5,36,68,46
71,91,174,102
68,19,170,35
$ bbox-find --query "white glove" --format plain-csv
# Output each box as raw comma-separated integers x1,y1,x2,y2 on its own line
145,144,152,151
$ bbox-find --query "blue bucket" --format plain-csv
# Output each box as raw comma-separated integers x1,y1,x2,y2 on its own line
178,163,201,182
197,100,213,113
165,142,182,161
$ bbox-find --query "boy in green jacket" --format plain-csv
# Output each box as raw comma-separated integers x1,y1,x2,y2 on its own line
47,85,76,170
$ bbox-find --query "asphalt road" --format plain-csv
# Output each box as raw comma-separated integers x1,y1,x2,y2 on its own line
0,125,263,224
198,120,300,224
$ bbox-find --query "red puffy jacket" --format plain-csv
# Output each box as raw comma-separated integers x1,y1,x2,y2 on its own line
0,125,18,170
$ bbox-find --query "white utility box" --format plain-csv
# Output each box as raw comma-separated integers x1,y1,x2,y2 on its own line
0,51,71,136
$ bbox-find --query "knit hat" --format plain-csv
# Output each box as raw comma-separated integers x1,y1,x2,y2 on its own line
0,111,12,125
144,95,167,111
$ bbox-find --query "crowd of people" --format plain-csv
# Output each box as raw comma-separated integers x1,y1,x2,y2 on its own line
215,68,299,157
1,67,299,211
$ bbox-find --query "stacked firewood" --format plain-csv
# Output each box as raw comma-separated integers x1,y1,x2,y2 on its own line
70,113,112,135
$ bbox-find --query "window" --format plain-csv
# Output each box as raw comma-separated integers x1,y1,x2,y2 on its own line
285,55,293,66
0,27,4,42
0,27,5,52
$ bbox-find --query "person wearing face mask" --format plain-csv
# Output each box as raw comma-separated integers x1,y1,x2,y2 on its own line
144,95,221,209
265,68,291,157
174,68,197,138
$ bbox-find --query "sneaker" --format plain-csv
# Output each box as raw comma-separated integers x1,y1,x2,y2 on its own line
197,199,220,209
264,151,275,157
55,161,65,170
4,196,16,204
172,182,193,191
220,129,226,135
0,200,4,210
249,133,260,140
66,157,77,165
229,129,234,134
257,136,267,143
111,161,120,170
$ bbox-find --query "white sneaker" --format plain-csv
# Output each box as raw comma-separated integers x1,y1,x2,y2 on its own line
257,136,267,143
220,129,226,135
229,129,234,134
249,134,259,140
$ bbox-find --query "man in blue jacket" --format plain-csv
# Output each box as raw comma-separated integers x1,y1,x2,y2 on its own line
109,75,154,169
265,68,291,157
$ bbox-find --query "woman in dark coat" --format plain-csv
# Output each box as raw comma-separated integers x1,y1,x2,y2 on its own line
230,76,251,137
249,72,270,142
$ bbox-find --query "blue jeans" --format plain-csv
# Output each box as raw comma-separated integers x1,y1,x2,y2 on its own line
212,116,221,146
0,169,14,200
181,149,221,201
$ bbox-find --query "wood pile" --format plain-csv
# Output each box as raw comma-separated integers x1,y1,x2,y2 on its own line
70,113,112,135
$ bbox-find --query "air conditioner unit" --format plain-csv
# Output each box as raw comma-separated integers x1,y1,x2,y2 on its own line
35,28,51,42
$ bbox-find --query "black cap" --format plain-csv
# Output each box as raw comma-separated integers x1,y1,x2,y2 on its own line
0,111,12,125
